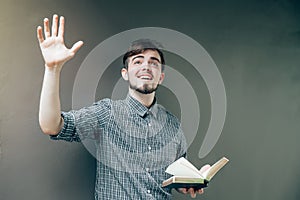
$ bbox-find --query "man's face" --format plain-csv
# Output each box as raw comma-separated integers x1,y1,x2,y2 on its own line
121,49,165,94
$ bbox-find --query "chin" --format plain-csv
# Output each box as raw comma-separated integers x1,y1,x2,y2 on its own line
130,83,159,94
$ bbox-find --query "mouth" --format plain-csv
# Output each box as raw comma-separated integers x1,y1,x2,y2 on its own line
137,74,153,80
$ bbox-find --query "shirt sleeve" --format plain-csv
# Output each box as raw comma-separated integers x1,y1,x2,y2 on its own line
177,127,187,159
50,98,111,142
50,111,79,142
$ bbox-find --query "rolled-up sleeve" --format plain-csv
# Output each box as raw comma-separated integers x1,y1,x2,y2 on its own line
50,98,111,142
50,111,80,142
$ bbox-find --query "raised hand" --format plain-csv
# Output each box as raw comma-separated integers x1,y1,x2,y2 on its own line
37,14,83,69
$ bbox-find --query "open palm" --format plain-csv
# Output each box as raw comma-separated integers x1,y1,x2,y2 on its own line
37,15,83,68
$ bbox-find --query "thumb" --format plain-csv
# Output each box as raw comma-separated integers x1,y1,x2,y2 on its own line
70,40,84,54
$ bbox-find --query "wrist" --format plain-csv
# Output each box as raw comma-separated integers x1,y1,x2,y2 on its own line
44,64,63,74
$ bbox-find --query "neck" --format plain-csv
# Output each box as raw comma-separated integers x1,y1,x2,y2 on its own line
129,88,155,107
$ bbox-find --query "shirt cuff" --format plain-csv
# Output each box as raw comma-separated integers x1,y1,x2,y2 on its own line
50,112,80,142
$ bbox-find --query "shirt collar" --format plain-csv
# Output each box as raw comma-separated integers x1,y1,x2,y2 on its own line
125,94,159,118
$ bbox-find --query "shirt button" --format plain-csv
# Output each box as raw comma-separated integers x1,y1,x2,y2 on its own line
148,146,152,150
147,190,151,194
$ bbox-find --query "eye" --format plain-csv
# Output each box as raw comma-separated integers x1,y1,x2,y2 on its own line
133,60,142,65
150,61,159,67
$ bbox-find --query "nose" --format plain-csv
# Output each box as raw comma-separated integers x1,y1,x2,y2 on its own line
141,61,151,71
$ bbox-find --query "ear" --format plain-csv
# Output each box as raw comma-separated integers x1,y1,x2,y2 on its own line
121,68,128,81
158,72,165,84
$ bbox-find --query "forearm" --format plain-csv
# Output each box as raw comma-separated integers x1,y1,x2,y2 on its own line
37,14,83,135
39,66,63,135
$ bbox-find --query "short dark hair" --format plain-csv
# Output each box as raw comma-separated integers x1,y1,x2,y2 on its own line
122,39,165,71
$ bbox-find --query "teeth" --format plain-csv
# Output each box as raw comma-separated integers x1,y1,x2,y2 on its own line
140,76,151,80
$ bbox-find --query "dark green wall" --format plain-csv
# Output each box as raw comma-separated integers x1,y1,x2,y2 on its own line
0,0,300,199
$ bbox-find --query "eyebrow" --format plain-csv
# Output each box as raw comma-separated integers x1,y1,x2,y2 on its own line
132,55,161,63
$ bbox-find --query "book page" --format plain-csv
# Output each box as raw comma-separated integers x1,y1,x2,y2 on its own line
201,157,229,181
165,157,203,178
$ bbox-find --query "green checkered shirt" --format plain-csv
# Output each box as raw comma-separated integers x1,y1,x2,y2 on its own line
51,94,187,199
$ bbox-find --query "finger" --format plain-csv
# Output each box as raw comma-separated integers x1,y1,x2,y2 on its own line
180,188,188,194
70,41,84,54
197,188,204,194
188,188,196,198
58,16,65,38
43,18,51,39
37,26,44,43
51,14,59,36
182,188,188,194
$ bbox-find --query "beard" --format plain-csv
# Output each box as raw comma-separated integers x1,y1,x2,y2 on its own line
129,82,159,94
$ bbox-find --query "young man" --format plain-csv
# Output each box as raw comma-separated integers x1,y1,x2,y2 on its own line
37,14,208,199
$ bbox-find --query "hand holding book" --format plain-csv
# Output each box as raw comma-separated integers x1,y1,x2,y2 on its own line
176,164,211,198
162,157,229,191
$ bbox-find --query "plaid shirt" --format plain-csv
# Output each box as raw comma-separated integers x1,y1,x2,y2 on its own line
51,95,187,199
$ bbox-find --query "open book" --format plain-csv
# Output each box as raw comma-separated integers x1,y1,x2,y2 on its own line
162,157,229,189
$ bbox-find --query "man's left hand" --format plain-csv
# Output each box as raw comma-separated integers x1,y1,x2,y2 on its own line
177,187,204,198
177,164,211,198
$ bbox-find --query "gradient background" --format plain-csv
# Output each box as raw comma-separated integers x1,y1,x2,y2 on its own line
1,0,300,199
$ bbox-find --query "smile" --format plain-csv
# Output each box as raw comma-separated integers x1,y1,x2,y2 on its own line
137,74,153,80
